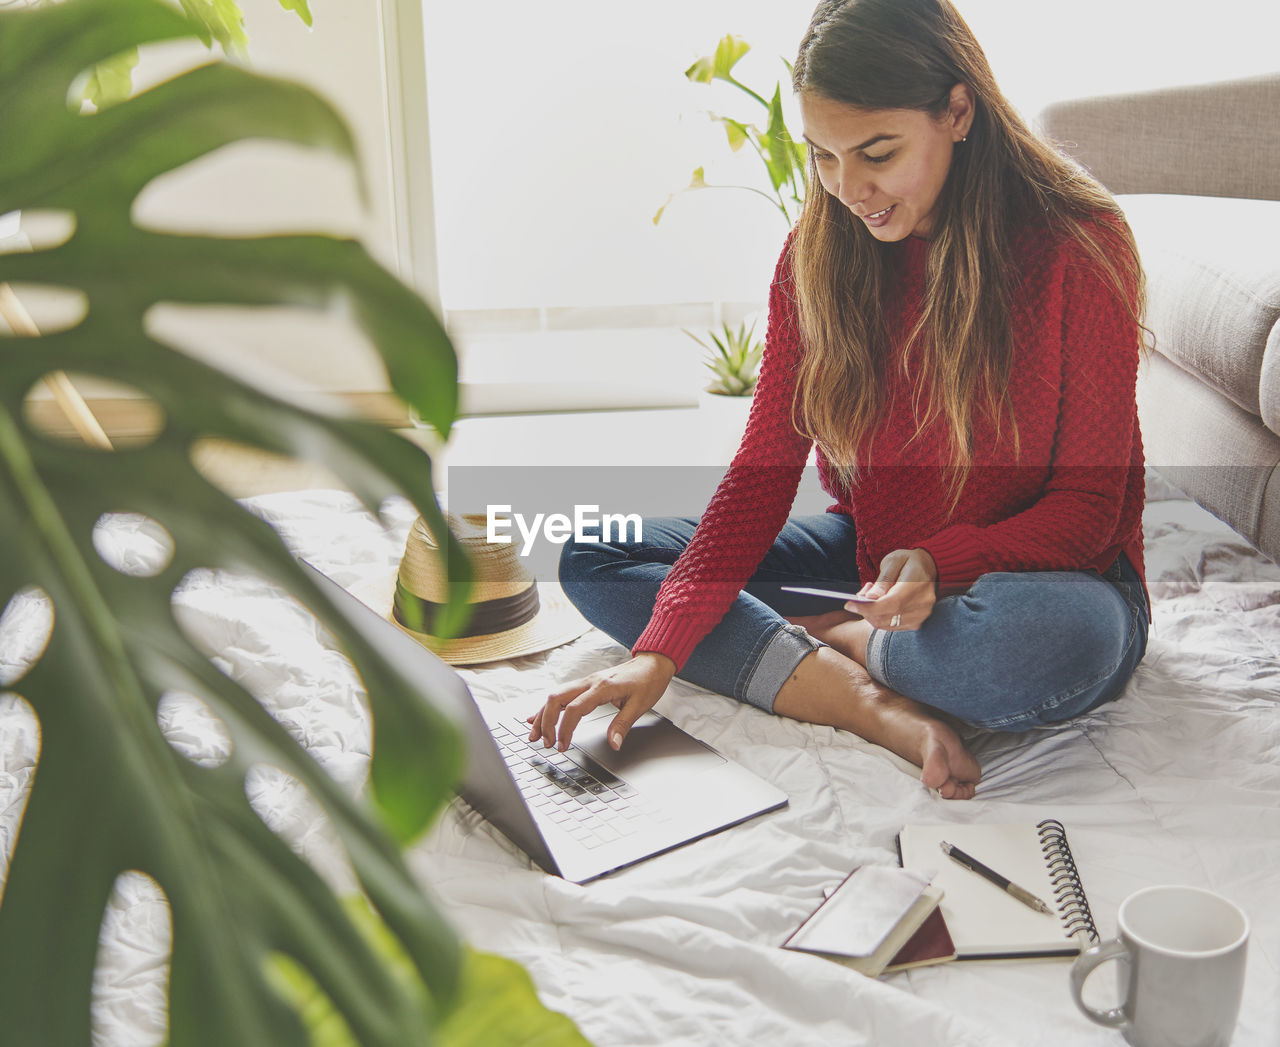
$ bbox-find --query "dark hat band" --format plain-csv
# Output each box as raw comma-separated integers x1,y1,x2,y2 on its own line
393,578,541,638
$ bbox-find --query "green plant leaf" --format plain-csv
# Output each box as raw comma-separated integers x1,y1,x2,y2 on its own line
78,44,139,108
651,167,707,225
0,0,487,1044
713,115,752,152
79,0,313,109
791,138,809,175
438,951,593,1047
269,900,592,1047
682,54,715,84
711,33,751,80
684,33,750,84
176,0,247,50
275,0,313,27
763,84,792,192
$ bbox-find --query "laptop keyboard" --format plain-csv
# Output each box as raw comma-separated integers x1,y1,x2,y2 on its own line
492,720,667,849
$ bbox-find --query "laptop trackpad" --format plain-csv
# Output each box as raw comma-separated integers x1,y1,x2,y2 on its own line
573,710,725,790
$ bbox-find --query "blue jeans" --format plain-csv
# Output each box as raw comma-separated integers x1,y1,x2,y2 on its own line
558,513,1149,731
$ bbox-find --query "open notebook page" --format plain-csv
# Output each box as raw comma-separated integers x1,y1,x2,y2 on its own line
898,823,1086,959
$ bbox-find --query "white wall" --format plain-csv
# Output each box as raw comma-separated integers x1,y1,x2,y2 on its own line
423,0,1280,316
423,1,814,315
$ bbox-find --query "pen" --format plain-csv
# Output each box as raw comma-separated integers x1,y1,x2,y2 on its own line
939,840,1054,915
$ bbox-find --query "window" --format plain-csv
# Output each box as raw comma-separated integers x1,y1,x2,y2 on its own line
23,0,1275,429
416,0,1280,409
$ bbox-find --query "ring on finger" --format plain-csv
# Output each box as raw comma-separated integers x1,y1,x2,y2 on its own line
889,613,902,628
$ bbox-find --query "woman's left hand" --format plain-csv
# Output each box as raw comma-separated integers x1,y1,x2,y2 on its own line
851,548,938,631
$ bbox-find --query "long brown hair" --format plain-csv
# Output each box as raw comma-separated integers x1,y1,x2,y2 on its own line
789,0,1149,504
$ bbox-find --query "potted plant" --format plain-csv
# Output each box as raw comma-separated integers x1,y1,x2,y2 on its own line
685,320,763,461
653,34,808,228
0,1,589,1043
689,319,765,398
655,35,806,462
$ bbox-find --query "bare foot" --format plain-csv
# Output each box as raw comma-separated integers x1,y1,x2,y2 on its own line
856,686,982,799
915,719,981,800
774,647,982,799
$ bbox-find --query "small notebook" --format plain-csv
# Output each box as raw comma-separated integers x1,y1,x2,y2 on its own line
897,819,1099,960
881,906,956,973
781,865,948,977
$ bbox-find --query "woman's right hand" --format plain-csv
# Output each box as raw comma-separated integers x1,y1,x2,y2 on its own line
527,651,677,754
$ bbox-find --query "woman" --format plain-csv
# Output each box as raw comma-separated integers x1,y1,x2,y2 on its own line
529,0,1150,799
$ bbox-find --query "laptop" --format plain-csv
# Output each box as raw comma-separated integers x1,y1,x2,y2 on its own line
306,564,790,883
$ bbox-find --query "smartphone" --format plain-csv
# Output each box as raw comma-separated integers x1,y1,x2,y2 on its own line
780,585,877,604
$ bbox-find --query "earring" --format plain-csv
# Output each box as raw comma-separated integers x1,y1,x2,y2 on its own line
960,136,967,143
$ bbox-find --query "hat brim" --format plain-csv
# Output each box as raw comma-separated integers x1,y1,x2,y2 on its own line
389,580,592,666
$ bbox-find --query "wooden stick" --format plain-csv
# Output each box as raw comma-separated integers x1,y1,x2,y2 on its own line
0,282,114,451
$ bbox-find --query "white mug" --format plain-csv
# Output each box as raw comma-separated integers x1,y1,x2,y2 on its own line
1070,885,1249,1047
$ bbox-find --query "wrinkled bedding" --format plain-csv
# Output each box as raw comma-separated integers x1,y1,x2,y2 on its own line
3,476,1278,1046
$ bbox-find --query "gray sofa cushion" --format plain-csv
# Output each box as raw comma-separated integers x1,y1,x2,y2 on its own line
1138,352,1280,556
1038,74,1280,203
1116,194,1280,432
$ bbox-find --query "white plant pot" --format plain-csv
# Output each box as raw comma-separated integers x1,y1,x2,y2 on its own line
698,388,754,465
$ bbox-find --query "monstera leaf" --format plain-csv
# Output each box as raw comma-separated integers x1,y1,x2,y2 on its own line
0,1,587,1044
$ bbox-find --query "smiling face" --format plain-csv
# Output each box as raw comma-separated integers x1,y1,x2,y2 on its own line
800,85,974,241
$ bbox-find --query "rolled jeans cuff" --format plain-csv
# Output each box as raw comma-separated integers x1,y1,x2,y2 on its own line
739,622,823,713
865,627,891,688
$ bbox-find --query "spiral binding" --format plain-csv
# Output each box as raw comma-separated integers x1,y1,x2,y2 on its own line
1036,819,1099,943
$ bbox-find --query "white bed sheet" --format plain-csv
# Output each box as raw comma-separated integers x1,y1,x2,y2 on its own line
3,477,1278,1046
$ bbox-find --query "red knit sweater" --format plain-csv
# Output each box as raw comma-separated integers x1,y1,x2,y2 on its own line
634,220,1147,671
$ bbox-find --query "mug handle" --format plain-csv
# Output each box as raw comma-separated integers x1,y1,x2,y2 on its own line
1070,939,1130,1028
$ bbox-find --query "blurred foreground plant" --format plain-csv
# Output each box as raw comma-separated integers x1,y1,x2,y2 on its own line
0,1,589,1043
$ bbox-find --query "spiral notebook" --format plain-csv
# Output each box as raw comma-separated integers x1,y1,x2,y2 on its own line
897,819,1099,960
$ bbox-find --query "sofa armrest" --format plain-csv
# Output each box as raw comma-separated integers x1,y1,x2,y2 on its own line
1036,74,1280,201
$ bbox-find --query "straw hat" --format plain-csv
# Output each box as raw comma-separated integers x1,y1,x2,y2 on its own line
391,513,591,665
